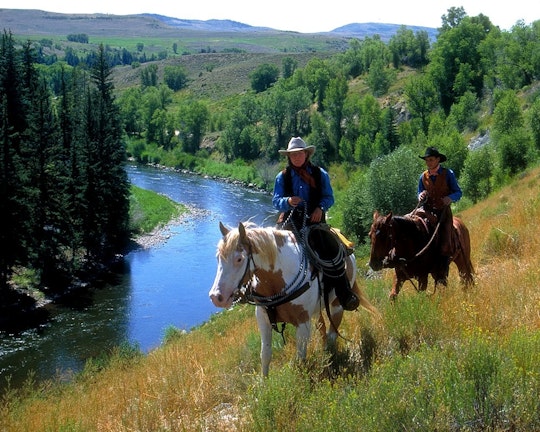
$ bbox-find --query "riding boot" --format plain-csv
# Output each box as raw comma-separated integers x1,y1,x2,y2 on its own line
332,274,360,311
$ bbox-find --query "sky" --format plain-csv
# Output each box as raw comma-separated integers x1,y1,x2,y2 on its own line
4,1,539,33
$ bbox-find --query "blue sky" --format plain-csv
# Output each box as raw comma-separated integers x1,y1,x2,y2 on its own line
5,0,539,33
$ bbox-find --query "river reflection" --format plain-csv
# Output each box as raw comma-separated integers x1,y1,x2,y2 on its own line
0,164,274,389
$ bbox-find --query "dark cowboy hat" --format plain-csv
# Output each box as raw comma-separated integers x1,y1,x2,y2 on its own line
278,137,316,157
420,146,447,162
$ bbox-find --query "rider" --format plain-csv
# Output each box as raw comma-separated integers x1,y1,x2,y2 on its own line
416,146,463,276
272,137,359,311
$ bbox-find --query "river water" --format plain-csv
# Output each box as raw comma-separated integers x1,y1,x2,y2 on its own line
0,164,275,389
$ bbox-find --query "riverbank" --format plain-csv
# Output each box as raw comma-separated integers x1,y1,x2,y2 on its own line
130,204,210,250
143,162,272,194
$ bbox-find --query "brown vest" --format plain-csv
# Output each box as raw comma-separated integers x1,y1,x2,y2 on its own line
422,168,450,212
421,168,455,256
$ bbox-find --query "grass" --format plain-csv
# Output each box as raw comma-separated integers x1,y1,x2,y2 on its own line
129,184,186,235
1,167,540,431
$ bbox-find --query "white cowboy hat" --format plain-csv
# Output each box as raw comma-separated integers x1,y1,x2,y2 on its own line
278,137,316,156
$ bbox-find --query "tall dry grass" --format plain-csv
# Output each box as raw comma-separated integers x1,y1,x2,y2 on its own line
1,168,540,431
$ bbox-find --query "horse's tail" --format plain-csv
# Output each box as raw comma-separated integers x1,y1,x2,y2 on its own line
453,217,475,285
351,280,382,320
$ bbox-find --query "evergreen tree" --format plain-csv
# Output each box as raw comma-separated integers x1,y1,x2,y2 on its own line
26,76,67,288
82,44,130,261
0,31,29,291
59,66,88,273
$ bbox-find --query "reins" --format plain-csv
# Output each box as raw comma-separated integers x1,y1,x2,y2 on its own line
238,205,351,342
388,210,441,292
233,210,312,308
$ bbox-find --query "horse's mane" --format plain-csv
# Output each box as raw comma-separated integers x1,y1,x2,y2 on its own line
218,222,283,265
393,215,417,226
393,214,429,237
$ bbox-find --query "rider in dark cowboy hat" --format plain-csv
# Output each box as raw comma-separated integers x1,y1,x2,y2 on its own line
272,137,360,311
416,146,463,280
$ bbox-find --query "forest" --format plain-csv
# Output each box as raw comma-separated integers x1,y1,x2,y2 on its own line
1,6,540,315
0,35,130,313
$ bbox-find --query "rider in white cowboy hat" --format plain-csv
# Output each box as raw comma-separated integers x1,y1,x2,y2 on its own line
272,137,359,311
274,137,331,228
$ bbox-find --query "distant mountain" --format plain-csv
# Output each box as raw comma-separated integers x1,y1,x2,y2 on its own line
146,13,438,41
331,22,438,41
143,14,276,32
0,9,437,42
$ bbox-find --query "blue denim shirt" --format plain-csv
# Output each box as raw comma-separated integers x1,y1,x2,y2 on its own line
273,166,335,213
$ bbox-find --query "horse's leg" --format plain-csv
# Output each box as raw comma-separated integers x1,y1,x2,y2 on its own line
295,321,312,361
390,273,404,300
324,294,343,349
255,306,273,377
453,252,475,287
317,313,327,342
418,274,428,291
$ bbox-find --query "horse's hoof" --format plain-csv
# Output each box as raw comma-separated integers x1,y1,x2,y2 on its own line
342,294,360,311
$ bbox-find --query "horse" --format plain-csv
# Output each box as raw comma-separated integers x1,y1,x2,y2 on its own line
209,221,378,377
368,210,475,300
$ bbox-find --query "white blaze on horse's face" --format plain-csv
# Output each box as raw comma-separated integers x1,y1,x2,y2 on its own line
209,222,248,308
209,247,246,308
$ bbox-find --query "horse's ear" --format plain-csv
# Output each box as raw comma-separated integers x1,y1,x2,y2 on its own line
373,210,379,220
383,212,393,223
238,222,247,244
219,221,230,237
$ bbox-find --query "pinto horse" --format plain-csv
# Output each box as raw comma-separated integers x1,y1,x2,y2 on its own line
209,221,378,377
368,211,474,300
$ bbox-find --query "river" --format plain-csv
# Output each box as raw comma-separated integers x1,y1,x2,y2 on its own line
0,164,275,389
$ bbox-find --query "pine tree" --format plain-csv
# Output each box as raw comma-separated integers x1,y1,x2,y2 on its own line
80,44,130,263
0,31,29,291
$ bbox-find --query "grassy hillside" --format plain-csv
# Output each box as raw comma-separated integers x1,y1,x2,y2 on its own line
1,165,539,431
111,51,333,98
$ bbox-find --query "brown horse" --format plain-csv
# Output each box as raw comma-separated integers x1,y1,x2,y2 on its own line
368,211,475,300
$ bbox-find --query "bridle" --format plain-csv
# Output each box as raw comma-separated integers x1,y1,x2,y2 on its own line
380,214,441,292
230,225,313,340
381,214,440,265
232,227,311,308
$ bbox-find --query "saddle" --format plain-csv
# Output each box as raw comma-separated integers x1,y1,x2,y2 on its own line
304,223,359,311
407,207,437,230
407,207,457,258
304,223,352,274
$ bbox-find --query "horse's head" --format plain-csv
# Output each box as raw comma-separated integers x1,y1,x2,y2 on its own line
209,221,252,308
368,211,394,271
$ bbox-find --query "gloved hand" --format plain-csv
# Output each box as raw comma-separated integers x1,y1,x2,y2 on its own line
442,196,452,206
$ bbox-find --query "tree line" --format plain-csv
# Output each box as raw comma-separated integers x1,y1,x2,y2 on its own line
0,31,130,300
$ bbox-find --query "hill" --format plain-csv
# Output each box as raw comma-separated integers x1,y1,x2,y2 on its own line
0,8,437,48
110,51,333,98
1,163,539,430
1,9,438,100
332,22,438,41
